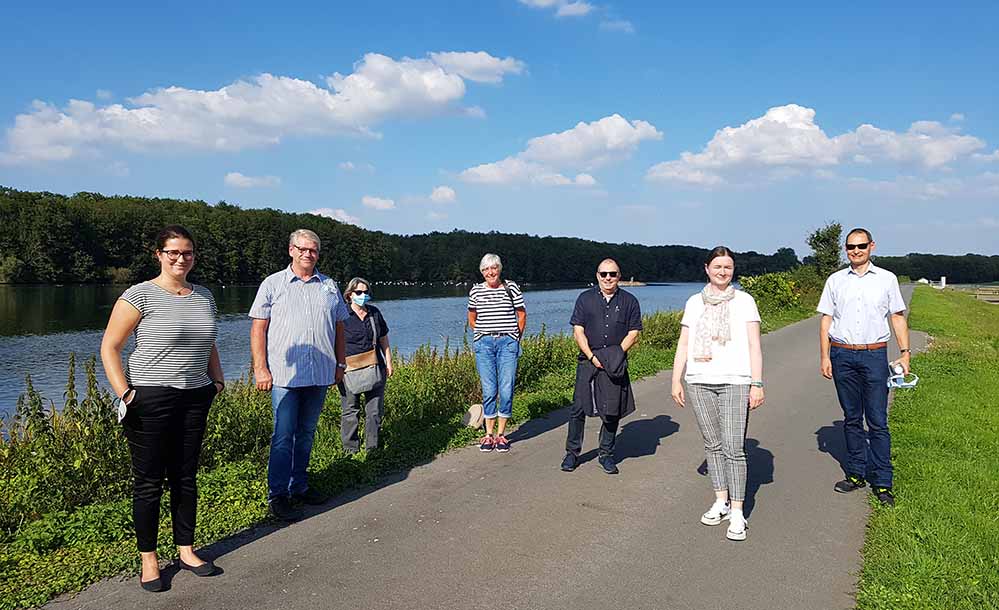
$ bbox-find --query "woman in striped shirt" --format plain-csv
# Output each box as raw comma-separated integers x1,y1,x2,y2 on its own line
101,225,224,592
467,253,526,452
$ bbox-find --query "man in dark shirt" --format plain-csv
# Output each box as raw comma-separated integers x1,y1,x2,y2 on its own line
562,258,643,475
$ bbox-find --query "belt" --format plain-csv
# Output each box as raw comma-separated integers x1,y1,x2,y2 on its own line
830,341,887,350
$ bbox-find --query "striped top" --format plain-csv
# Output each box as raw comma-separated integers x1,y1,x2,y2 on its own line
248,266,350,388
467,281,526,340
120,281,218,389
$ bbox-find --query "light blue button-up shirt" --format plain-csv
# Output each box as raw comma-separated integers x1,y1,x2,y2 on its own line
817,263,906,344
248,266,349,388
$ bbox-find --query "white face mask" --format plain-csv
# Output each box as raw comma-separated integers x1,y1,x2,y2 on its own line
887,363,918,389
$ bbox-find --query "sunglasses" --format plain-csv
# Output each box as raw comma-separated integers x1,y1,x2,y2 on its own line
598,271,619,278
353,290,369,295
845,242,870,251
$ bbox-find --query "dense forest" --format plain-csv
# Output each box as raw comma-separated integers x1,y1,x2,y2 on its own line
0,188,800,284
1,187,995,284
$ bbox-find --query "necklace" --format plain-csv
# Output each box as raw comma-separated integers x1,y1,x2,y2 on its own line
154,278,191,295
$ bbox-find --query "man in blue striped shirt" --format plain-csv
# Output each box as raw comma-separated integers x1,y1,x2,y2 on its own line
249,229,349,521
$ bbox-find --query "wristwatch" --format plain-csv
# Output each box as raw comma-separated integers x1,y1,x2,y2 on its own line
750,380,765,388
336,363,347,369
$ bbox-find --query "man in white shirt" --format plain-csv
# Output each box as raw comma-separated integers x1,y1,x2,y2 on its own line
817,228,910,507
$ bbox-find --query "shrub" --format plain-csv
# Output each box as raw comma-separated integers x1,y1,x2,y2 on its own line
739,271,799,310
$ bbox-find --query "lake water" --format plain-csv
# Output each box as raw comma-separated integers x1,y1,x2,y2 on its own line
0,283,703,418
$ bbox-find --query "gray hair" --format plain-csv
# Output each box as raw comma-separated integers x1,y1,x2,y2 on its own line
344,277,371,297
289,229,321,251
479,253,502,272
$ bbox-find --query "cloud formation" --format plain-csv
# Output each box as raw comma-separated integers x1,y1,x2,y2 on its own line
224,172,281,188
519,0,594,18
362,195,396,210
2,50,524,164
309,207,362,226
429,185,457,203
461,113,660,186
647,104,986,186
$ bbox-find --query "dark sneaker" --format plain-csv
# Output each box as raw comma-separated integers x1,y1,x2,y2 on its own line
494,435,510,452
479,435,495,452
598,454,619,475
292,488,329,506
873,487,895,507
560,452,579,472
834,475,867,493
269,497,304,522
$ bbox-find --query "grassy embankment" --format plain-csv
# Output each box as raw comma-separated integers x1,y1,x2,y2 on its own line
857,287,999,610
0,269,821,609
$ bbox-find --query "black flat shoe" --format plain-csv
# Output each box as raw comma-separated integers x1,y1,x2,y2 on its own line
179,559,218,576
140,577,164,592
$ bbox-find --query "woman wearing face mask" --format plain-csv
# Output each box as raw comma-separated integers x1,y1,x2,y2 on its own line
337,277,393,454
671,246,765,541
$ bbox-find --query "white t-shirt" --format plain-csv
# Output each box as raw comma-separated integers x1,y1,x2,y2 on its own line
680,289,761,385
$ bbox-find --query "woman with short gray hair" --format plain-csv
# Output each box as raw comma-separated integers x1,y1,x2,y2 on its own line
337,277,393,454
467,253,526,453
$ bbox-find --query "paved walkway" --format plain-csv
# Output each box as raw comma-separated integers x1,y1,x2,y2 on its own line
52,288,927,610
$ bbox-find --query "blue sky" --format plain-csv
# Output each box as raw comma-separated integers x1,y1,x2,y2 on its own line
2,1,998,257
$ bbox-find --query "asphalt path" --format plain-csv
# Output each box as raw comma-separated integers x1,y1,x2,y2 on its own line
52,287,927,610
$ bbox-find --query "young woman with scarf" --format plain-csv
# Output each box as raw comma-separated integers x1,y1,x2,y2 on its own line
670,246,765,541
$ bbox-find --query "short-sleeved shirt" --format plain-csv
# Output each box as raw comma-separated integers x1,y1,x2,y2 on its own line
680,289,761,385
248,266,350,388
817,264,906,344
343,305,390,364
119,281,218,389
570,287,643,356
467,281,526,340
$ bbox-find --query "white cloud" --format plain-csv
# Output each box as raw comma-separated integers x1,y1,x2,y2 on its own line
430,185,457,203
95,89,113,100
556,1,594,17
647,104,987,186
339,161,375,172
361,195,396,210
309,207,362,226
519,0,594,18
950,113,965,122
973,149,999,162
461,114,659,187
600,19,635,33
428,52,525,84
224,171,281,188
1,50,524,164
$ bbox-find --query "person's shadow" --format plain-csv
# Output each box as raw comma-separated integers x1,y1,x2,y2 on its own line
815,420,848,474
695,437,774,518
612,414,680,464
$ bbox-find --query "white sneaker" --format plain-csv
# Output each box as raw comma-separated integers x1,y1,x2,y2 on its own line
700,501,731,526
726,512,747,541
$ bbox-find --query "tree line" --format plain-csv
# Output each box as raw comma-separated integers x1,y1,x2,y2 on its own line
0,187,801,284
2,187,995,285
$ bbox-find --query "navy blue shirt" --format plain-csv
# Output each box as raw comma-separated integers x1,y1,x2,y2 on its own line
343,305,390,362
570,287,643,356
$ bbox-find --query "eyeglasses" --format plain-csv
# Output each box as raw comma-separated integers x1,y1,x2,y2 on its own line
845,242,870,251
292,244,319,256
160,249,195,261
353,290,369,295
598,271,619,278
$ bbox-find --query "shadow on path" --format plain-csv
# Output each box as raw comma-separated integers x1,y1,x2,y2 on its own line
816,420,848,475
616,414,680,463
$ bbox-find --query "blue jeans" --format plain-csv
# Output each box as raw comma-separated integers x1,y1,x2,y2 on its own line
268,385,328,501
830,346,892,488
473,335,521,419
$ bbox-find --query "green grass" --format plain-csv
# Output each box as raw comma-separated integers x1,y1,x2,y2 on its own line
857,287,999,610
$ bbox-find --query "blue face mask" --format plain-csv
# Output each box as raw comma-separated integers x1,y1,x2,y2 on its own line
352,293,371,306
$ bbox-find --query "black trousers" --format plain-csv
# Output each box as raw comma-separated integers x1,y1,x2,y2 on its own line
122,384,215,552
565,412,620,457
